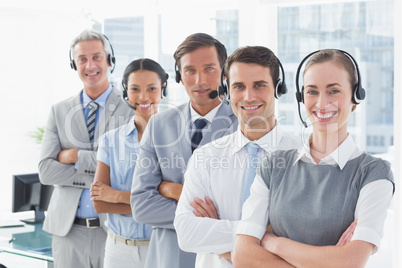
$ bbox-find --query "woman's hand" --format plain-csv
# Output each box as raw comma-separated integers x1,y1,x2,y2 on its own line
90,181,118,203
336,219,358,246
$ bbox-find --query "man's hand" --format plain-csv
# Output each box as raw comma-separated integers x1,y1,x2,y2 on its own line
90,181,118,203
57,149,79,164
158,181,183,201
190,196,219,219
336,219,358,246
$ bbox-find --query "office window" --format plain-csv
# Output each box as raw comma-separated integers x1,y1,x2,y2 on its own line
277,0,394,154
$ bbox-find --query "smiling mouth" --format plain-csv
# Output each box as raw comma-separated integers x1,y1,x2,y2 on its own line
314,111,337,119
194,88,209,93
241,105,262,111
137,103,152,108
86,72,99,77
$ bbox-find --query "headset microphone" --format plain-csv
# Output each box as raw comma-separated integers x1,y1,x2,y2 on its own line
122,95,136,110
296,99,307,128
121,81,137,110
209,90,218,99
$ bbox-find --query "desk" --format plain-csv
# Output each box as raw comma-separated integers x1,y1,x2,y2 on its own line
0,223,53,267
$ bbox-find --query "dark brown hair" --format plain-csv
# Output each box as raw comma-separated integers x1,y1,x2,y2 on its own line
173,33,227,73
224,46,280,87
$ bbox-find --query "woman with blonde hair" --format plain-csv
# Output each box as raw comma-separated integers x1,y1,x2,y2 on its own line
233,49,394,268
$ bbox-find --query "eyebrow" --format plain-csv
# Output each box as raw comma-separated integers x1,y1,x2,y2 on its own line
183,63,217,70
254,80,269,85
77,52,103,58
230,80,269,87
231,82,244,87
305,83,342,88
129,82,158,88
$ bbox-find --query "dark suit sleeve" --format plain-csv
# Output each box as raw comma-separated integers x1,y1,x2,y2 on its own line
38,105,93,188
131,116,178,229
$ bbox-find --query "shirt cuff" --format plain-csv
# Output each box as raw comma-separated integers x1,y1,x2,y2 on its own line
352,226,381,253
74,150,81,169
236,221,266,240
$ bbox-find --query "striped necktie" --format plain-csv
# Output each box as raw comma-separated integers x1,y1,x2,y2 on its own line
87,101,99,144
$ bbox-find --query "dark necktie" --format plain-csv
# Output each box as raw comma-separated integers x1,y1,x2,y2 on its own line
87,101,99,144
191,118,208,152
242,143,261,204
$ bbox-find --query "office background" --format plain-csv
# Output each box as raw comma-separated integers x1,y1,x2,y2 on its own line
0,0,400,267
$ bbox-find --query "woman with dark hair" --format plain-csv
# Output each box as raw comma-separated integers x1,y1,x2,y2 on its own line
90,58,168,268
233,49,394,267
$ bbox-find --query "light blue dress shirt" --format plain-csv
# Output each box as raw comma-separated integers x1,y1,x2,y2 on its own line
76,84,113,219
97,117,152,239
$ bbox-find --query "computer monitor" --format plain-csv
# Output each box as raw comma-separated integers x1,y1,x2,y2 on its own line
12,173,54,224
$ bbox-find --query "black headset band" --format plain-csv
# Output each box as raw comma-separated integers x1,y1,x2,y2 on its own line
69,33,115,73
295,49,365,128
218,55,286,104
295,49,362,98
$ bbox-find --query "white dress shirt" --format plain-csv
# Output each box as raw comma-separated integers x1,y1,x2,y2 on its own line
236,134,394,251
189,102,222,137
174,123,301,268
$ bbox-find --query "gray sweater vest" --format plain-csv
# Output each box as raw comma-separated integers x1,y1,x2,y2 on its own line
258,150,394,246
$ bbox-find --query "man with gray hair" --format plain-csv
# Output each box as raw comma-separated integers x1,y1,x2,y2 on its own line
39,29,133,268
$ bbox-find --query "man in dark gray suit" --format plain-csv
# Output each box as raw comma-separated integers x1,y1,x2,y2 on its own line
39,30,133,268
131,33,238,268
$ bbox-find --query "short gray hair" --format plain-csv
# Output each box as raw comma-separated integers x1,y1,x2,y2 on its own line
70,29,111,59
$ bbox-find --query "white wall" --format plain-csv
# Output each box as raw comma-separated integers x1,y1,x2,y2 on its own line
0,7,92,215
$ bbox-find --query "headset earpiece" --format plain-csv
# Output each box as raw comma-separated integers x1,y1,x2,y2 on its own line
70,59,77,70
69,49,76,70
295,86,304,103
175,63,181,83
162,82,167,98
217,68,229,105
275,60,288,99
122,81,128,100
107,54,116,70
352,84,366,104
275,80,288,99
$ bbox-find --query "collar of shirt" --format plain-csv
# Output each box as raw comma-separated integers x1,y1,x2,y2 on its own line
189,102,222,125
125,116,138,137
295,133,363,169
232,120,285,155
82,83,113,109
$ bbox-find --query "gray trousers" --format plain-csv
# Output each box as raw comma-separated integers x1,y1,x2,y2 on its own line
52,224,106,268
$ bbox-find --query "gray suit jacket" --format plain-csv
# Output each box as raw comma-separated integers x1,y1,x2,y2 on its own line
131,102,238,268
39,88,134,237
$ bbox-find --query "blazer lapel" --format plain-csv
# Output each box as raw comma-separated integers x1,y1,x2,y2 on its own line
200,103,235,146
179,102,193,162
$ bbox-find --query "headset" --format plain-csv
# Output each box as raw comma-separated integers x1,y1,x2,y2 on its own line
295,49,366,128
69,34,116,73
217,57,288,105
175,63,181,83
